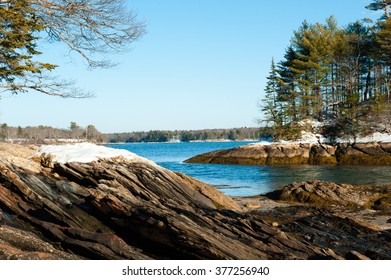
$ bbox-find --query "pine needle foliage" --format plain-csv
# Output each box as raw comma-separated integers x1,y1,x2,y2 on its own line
0,0,56,87
260,1,391,140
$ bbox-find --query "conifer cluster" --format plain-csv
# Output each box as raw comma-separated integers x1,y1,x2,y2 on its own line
261,1,391,140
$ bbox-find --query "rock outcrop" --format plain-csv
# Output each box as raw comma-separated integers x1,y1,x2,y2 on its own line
1,143,390,260
266,180,391,210
257,180,391,259
0,143,323,259
185,142,391,165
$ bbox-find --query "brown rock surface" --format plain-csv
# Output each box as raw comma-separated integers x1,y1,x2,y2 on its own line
1,143,390,260
250,180,391,259
0,143,321,259
275,180,391,208
185,142,391,165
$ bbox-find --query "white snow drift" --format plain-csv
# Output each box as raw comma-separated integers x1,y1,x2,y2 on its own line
38,143,151,164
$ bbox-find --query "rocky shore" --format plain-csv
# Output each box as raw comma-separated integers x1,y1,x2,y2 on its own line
185,142,391,165
0,143,390,259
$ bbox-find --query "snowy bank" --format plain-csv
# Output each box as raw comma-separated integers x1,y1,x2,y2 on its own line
37,143,152,164
251,131,391,146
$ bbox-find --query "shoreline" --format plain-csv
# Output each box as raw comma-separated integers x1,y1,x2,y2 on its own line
1,142,390,260
185,141,391,166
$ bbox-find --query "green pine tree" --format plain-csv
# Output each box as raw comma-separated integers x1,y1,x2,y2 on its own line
261,58,281,127
0,0,57,93
366,0,391,19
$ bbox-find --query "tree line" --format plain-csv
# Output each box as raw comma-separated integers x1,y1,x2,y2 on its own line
261,0,391,140
0,124,262,144
0,122,105,143
107,127,262,143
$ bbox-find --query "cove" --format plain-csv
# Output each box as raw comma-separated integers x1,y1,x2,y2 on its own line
106,142,391,196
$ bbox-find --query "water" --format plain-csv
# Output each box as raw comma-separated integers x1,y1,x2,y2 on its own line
106,142,391,197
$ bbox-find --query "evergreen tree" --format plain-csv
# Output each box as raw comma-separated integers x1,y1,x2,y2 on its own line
277,47,300,124
366,0,391,19
0,0,56,93
261,59,281,127
376,18,391,63
259,2,391,141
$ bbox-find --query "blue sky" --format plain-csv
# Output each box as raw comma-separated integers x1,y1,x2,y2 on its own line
0,0,378,133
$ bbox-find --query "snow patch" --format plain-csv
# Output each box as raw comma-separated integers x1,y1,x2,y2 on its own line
297,119,323,129
251,131,391,146
249,141,272,146
37,143,152,164
355,132,391,143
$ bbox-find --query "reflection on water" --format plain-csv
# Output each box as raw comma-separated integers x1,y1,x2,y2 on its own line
107,142,391,197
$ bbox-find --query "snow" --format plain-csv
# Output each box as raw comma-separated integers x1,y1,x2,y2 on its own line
251,131,391,146
37,143,151,164
297,119,323,129
354,132,391,143
251,118,391,146
249,141,272,146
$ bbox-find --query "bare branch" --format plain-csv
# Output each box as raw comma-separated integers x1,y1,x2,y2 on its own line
30,0,146,68
1,0,145,98
0,74,93,98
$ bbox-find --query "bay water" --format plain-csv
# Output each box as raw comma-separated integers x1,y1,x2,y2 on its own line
106,142,391,197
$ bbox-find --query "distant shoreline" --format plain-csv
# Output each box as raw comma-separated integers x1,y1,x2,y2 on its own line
105,139,259,145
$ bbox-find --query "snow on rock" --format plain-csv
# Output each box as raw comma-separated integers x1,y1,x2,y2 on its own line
249,141,272,146
250,131,391,146
355,132,391,143
38,143,153,164
297,119,323,129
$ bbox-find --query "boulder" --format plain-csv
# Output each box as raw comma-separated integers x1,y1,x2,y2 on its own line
272,180,391,209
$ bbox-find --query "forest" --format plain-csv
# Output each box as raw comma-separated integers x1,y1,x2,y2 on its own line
0,123,261,143
261,0,391,140
0,122,104,143
107,127,261,143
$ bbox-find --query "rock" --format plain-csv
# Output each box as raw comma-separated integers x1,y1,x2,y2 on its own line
372,195,391,213
309,144,337,164
185,142,391,165
0,143,327,260
174,172,241,211
40,153,54,168
0,226,78,260
345,251,371,260
253,205,390,259
272,180,391,209
184,145,268,165
1,143,390,260
336,143,391,165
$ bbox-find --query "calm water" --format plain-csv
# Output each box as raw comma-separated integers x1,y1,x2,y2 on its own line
106,142,391,197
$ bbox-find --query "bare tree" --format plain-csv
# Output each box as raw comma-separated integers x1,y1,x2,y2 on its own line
32,0,146,68
0,0,146,98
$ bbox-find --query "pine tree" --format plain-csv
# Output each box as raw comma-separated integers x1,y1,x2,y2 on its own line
290,17,340,121
259,1,391,140
0,0,57,93
261,58,281,127
366,0,391,19
277,47,300,124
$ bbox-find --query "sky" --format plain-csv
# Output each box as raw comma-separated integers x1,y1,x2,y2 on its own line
0,0,380,133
